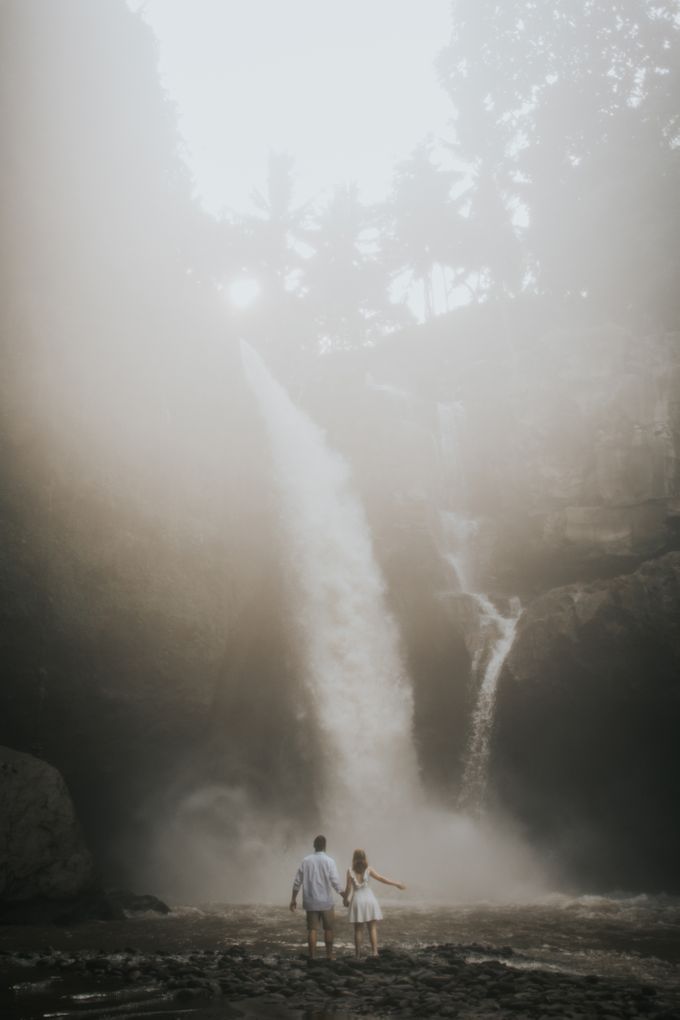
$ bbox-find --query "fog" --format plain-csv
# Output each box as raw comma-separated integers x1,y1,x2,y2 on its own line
1,0,679,904
128,0,453,219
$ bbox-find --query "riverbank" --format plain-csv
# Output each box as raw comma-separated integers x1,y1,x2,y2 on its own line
2,899,680,1019
2,941,680,1020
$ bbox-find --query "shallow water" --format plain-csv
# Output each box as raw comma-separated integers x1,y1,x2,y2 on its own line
1,894,679,1019
163,895,680,986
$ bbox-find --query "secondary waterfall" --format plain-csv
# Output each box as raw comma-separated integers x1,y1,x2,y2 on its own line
440,509,478,594
241,342,419,837
458,594,522,812
437,407,522,813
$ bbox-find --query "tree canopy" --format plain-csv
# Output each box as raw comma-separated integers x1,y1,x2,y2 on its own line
436,0,680,325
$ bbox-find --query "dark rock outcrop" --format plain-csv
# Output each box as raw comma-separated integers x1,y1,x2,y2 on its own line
0,746,95,918
489,552,680,891
0,749,176,924
105,888,170,915
0,0,310,894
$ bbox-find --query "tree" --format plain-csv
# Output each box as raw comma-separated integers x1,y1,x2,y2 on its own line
437,0,680,325
232,150,317,369
303,183,410,350
382,139,469,318
241,151,309,301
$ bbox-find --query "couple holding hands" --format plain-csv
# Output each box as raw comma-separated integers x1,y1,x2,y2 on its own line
290,834,406,959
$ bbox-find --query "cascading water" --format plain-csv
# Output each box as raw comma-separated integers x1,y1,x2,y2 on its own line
436,403,523,814
458,594,522,812
232,343,541,901
440,509,478,593
240,342,420,836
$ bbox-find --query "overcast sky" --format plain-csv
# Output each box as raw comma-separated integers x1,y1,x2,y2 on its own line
129,0,453,217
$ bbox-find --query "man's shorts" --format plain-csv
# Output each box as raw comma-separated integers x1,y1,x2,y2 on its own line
306,907,335,932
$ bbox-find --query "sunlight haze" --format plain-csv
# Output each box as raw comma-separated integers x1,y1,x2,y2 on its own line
2,1,680,1010
128,0,452,215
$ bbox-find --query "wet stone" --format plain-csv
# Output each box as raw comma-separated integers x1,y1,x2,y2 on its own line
1,943,679,1020
174,987,204,1001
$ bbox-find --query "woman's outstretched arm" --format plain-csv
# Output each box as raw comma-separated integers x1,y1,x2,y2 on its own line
367,867,406,890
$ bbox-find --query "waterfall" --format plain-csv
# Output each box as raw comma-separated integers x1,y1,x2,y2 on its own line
437,517,522,814
436,405,522,814
458,594,522,812
240,342,419,836
440,510,478,593
231,343,541,902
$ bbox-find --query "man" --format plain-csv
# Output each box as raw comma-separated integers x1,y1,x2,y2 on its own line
290,834,343,960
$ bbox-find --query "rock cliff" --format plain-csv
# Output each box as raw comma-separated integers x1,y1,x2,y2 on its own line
301,313,680,596
0,747,94,913
489,552,680,891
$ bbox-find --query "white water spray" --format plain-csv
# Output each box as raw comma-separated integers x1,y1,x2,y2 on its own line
241,342,419,831
436,408,523,814
440,509,478,593
234,342,542,901
459,594,522,812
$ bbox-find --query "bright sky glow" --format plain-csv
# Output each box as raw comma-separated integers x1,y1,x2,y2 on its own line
226,276,261,309
128,0,452,217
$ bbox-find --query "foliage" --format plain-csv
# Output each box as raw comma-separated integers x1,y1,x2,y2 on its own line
220,0,680,339
304,183,411,347
381,140,469,318
437,0,680,326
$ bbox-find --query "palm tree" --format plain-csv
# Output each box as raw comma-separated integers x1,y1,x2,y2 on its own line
303,183,410,350
382,139,467,319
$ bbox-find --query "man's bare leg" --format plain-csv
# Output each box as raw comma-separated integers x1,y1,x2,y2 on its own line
324,929,334,960
307,927,317,959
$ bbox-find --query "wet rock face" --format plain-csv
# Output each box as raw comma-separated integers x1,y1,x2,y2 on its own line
490,552,680,891
303,322,680,596
0,747,94,905
452,325,680,591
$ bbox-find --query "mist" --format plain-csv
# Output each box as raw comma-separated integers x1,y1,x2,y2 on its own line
1,0,679,917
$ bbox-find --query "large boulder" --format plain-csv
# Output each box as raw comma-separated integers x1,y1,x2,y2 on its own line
0,747,94,910
489,552,680,891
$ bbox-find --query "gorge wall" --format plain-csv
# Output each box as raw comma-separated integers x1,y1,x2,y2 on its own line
490,552,680,892
0,0,311,895
296,314,680,891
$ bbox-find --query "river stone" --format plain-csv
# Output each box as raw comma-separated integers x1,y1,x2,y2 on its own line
105,888,170,914
0,746,94,905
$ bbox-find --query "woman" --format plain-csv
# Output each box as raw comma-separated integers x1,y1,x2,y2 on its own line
342,848,406,957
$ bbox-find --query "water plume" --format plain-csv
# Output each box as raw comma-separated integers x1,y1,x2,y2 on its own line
458,594,522,812
235,341,544,902
241,340,419,828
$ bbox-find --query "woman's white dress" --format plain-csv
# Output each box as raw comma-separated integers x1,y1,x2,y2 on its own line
347,868,383,923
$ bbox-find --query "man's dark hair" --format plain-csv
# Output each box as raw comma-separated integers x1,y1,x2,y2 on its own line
313,834,327,852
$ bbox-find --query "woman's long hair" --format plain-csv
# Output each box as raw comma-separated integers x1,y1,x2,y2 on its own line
352,848,368,876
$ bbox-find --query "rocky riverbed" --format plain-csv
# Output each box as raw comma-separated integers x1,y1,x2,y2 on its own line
2,941,680,1020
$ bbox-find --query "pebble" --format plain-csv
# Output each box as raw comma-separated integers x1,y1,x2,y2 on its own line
2,943,679,1019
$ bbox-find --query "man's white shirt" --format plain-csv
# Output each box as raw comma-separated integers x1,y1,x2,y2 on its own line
293,851,342,910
